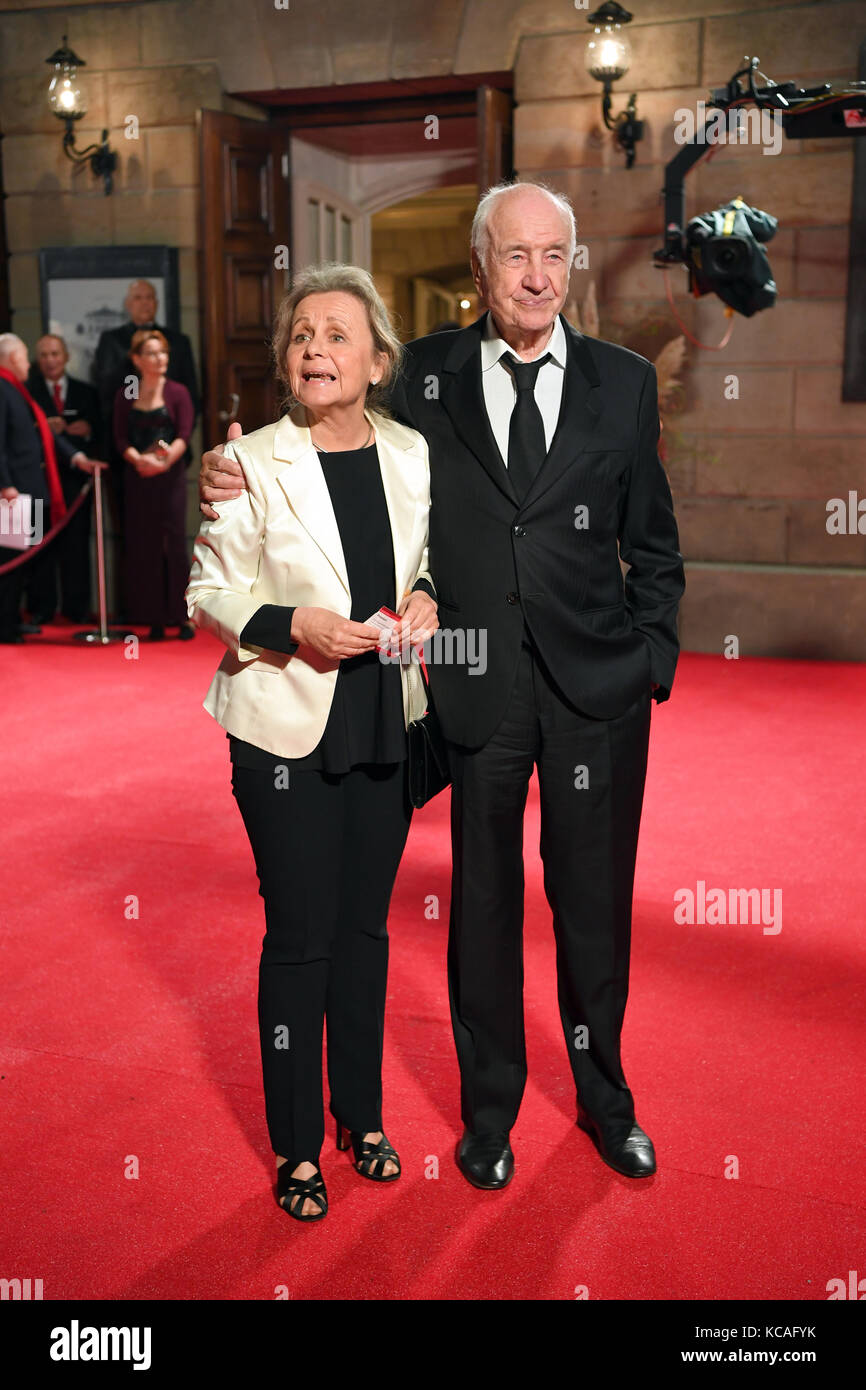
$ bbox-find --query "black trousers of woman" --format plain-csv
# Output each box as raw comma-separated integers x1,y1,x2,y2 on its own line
231,760,412,1168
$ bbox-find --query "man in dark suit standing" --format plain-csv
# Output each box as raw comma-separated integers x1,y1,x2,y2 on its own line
26,334,102,623
388,181,684,1189
197,181,685,1189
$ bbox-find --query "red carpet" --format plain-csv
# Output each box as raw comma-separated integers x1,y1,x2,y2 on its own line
2,622,865,1300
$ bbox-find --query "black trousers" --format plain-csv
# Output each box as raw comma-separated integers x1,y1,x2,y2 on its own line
2,498,52,633
56,471,92,620
447,637,652,1143
0,546,25,637
22,540,57,622
231,760,412,1167
23,474,92,622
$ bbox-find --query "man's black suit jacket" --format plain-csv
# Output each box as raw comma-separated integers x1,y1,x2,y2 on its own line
26,370,103,480
0,377,83,504
93,321,200,424
388,313,685,749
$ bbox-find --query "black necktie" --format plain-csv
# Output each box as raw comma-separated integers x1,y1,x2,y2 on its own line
505,352,551,501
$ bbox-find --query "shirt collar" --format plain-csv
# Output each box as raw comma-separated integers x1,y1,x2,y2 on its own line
45,373,67,393
480,311,566,373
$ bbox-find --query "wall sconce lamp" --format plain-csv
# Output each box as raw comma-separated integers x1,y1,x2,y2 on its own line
45,36,117,195
585,2,644,169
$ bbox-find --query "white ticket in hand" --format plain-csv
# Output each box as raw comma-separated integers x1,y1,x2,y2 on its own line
365,605,402,651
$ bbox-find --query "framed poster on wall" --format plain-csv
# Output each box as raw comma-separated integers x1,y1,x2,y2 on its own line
38,245,179,385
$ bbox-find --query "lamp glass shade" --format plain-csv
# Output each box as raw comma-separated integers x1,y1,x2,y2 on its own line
585,25,631,82
48,62,87,120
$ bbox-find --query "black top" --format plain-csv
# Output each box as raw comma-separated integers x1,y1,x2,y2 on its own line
126,404,176,456
229,441,407,774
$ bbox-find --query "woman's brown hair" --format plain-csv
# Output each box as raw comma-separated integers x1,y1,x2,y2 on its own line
130,328,170,358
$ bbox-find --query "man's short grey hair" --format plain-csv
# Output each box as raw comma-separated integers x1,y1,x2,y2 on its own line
470,180,578,271
0,333,26,364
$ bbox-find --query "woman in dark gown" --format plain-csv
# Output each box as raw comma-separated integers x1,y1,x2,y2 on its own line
113,329,194,640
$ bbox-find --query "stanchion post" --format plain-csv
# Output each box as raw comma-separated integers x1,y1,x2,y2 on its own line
74,462,126,646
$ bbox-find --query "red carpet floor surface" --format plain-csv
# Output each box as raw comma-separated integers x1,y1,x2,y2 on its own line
1,621,865,1300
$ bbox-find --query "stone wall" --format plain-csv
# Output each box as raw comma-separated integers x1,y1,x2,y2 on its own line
513,0,866,660
1,0,863,656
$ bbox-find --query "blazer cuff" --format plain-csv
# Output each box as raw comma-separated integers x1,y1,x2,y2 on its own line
412,577,436,600
240,603,299,657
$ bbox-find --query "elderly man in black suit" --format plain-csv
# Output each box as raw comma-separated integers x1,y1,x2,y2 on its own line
0,333,100,643
198,181,685,1190
26,334,102,623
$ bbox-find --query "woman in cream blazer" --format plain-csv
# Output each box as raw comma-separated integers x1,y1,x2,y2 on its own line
190,402,432,751
186,264,438,1222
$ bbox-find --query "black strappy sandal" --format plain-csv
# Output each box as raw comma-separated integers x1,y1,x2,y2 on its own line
336,1122,401,1182
276,1162,328,1221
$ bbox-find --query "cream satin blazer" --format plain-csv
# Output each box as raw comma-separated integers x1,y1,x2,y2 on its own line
186,404,433,759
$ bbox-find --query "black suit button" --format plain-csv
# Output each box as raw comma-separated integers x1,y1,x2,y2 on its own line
506,592,519,605
512,525,526,537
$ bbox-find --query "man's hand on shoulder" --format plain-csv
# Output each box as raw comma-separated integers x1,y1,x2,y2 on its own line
199,419,245,520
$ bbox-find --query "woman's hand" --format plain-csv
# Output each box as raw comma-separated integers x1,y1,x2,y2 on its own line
157,437,187,467
397,590,439,647
133,452,167,478
291,606,380,661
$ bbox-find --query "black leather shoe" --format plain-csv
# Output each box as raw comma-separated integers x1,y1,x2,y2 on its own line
456,1130,514,1189
577,1110,656,1178
17,622,41,634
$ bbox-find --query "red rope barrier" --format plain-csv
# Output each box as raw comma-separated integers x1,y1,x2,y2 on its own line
0,475,97,576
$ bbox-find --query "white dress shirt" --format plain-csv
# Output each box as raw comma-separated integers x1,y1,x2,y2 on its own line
480,312,567,465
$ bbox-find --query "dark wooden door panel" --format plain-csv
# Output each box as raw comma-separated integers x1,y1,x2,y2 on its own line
225,146,276,235
199,110,289,444
226,362,274,431
226,256,274,338
477,86,514,193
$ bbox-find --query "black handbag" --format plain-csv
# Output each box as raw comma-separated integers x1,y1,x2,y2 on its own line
407,664,451,809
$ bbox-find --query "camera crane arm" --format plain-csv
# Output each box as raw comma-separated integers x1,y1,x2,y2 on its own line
654,56,866,266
